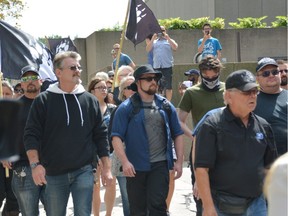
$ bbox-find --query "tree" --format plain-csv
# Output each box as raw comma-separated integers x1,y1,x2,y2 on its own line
0,0,25,21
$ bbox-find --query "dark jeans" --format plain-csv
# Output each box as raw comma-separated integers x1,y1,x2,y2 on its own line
0,167,19,213
127,161,169,216
189,148,202,216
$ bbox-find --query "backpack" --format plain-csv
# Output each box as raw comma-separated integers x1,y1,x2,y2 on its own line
107,93,172,153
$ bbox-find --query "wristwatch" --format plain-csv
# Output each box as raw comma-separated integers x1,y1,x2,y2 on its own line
30,162,41,169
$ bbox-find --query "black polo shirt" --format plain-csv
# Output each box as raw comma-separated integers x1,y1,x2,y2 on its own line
194,107,277,198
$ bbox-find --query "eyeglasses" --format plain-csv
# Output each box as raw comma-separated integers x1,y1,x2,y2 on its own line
21,75,40,82
138,76,160,82
123,86,130,90
94,86,107,91
203,28,211,31
62,66,82,72
258,69,279,77
279,69,288,73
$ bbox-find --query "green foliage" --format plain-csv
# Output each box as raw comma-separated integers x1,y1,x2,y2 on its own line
159,17,191,30
228,16,268,29
271,16,288,27
159,17,225,30
0,0,25,21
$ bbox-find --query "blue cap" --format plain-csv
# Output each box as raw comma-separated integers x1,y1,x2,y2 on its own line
184,69,200,76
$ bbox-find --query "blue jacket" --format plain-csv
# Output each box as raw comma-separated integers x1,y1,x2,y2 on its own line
111,94,183,171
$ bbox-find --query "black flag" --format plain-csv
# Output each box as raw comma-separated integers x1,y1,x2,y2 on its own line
126,0,161,46
48,37,78,56
0,20,56,80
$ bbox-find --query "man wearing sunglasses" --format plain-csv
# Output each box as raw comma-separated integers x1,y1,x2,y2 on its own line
111,65,184,216
23,51,113,216
2,65,44,216
195,70,277,216
254,57,288,156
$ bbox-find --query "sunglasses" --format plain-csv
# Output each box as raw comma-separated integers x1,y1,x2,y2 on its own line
138,76,160,82
21,75,40,82
62,66,82,71
258,69,279,77
15,89,24,94
279,69,288,73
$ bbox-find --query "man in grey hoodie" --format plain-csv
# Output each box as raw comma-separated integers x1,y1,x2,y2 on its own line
24,51,113,216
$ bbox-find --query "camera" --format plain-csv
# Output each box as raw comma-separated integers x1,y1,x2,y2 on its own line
157,32,164,38
206,31,210,35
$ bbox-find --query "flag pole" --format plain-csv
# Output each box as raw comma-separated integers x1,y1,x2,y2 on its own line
0,72,10,178
111,0,131,92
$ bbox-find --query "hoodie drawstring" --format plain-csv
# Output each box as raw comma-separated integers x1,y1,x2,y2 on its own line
73,94,84,126
62,94,70,126
62,94,84,126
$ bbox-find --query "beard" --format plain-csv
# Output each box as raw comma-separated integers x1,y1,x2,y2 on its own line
141,85,157,95
26,84,39,93
281,77,287,86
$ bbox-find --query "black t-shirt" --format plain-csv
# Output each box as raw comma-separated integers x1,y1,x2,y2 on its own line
254,90,288,155
13,96,34,168
194,107,277,197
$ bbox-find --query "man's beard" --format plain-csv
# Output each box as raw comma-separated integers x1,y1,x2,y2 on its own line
26,84,38,93
141,85,157,95
281,77,287,86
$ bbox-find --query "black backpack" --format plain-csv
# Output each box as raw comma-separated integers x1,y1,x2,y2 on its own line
107,93,172,153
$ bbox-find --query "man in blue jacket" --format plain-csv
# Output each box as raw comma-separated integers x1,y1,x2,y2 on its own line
111,64,184,216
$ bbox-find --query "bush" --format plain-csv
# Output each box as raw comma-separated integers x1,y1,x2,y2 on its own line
271,16,288,27
228,16,268,29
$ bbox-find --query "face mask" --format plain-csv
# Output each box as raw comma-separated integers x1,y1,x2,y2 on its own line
202,75,220,90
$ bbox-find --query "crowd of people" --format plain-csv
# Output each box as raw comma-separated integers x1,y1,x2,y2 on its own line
0,22,287,216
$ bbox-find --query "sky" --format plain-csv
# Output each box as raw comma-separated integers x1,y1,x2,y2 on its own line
16,0,129,38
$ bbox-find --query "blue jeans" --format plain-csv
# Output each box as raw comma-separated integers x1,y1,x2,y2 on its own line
12,166,46,216
116,176,130,216
45,164,94,216
215,194,267,216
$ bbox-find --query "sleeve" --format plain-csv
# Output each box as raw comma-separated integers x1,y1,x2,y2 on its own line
24,96,46,152
178,89,193,113
197,39,202,47
169,103,184,139
125,55,133,65
262,124,278,167
194,121,217,169
111,103,130,142
92,100,110,158
216,39,222,50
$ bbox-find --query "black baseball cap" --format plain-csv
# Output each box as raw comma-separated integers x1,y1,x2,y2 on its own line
226,70,258,91
256,57,278,72
21,65,40,77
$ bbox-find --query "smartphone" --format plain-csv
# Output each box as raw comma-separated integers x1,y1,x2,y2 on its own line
206,31,210,35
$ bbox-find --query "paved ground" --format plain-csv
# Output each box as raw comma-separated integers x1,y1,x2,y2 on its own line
1,163,197,216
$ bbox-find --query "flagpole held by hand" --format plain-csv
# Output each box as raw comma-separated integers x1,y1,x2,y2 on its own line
0,71,10,178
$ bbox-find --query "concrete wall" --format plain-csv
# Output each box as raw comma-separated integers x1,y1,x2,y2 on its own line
146,0,287,25
74,28,287,86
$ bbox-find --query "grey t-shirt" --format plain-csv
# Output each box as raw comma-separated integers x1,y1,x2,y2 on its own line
143,101,167,163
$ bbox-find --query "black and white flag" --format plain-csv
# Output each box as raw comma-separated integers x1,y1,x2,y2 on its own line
125,0,161,46
48,37,78,56
0,20,56,80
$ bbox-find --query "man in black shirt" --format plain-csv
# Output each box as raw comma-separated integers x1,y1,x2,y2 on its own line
195,70,277,216
2,65,45,216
